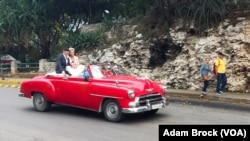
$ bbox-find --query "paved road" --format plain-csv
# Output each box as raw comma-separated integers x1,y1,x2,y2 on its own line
1,88,250,141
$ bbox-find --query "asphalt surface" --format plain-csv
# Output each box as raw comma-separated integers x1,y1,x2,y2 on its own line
2,87,250,141
1,78,250,110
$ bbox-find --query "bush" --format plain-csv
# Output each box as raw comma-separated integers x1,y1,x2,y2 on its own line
185,0,226,33
65,30,105,52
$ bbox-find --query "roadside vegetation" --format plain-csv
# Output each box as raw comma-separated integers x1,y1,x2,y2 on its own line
0,0,247,62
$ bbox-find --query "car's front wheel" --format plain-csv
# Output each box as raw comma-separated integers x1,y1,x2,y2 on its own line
33,93,51,112
103,99,124,122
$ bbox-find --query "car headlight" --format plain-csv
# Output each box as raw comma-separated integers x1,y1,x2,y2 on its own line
128,90,135,99
162,86,167,95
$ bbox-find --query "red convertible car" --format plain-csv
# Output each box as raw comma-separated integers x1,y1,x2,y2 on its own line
19,63,169,122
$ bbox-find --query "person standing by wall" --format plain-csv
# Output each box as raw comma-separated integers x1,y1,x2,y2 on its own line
214,52,227,95
200,57,212,96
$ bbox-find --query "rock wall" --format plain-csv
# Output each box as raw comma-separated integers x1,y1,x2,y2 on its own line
39,59,56,73
77,17,250,93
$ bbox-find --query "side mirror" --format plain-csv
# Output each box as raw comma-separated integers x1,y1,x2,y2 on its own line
83,71,90,81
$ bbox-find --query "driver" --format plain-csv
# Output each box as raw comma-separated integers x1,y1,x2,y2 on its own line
101,65,113,76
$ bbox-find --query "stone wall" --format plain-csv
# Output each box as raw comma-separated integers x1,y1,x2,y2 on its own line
38,59,56,73
6,59,56,74
77,17,250,93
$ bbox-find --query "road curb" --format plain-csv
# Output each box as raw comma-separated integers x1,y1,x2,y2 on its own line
0,84,20,88
168,91,250,106
0,80,21,85
170,97,250,112
0,80,22,88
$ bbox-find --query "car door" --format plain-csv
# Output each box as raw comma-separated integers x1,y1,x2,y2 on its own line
48,76,69,103
57,77,91,108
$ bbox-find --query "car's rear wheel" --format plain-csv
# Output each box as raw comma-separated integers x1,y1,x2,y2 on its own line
103,99,124,122
33,93,51,112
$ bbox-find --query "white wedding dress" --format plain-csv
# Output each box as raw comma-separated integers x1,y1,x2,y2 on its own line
66,56,85,77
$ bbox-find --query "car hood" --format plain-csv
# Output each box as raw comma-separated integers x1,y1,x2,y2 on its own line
92,75,163,94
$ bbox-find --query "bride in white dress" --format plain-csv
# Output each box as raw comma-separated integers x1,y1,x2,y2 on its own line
66,47,85,76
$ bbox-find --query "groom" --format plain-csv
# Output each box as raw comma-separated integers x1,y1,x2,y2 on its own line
55,48,71,75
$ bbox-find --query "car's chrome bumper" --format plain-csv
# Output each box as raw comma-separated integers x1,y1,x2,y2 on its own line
122,96,169,114
19,93,25,97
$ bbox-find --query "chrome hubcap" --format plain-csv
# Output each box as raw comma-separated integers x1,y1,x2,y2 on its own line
106,103,119,119
35,95,44,107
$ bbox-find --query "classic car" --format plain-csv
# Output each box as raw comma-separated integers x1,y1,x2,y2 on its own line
19,63,169,122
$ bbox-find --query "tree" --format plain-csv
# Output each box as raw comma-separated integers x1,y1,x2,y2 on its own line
0,0,236,61
0,0,90,60
0,0,44,61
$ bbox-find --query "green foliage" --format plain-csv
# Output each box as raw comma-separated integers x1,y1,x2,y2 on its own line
0,0,91,60
101,0,155,31
138,0,227,35
0,0,43,45
0,0,247,62
65,30,104,52
0,0,46,61
112,0,155,18
186,0,226,33
233,0,239,4
102,14,113,30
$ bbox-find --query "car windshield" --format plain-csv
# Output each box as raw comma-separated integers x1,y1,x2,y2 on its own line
90,63,130,79
90,65,104,78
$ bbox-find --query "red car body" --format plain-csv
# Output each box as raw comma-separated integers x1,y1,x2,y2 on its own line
19,63,169,122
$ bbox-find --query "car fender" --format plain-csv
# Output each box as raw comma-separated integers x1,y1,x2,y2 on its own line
20,79,56,102
88,83,131,111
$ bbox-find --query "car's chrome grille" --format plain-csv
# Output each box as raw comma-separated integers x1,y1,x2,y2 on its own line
138,93,163,106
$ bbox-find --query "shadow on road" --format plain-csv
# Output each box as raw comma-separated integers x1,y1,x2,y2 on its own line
20,104,169,123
